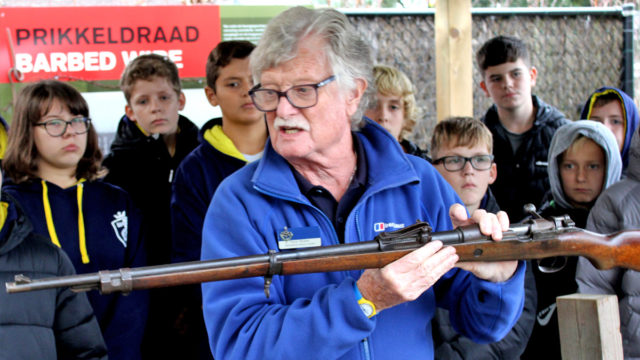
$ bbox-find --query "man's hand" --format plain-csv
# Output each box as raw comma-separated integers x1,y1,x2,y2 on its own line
450,203,518,283
356,240,459,312
356,204,518,314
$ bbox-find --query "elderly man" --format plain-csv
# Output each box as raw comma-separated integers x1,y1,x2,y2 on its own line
201,7,525,359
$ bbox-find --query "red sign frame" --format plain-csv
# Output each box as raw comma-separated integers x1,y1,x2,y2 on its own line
0,5,221,84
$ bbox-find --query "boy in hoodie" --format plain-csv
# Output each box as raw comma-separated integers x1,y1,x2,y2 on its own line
430,116,537,359
580,86,639,170
522,120,622,359
102,53,200,359
476,35,569,222
169,40,266,360
576,127,640,359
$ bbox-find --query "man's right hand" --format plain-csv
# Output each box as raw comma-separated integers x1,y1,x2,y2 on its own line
356,240,459,312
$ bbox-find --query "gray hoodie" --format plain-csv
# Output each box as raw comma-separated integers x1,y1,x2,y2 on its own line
547,120,622,210
576,127,640,359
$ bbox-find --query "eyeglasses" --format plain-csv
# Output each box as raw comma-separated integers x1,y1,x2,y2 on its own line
35,117,91,137
248,75,336,112
432,155,494,172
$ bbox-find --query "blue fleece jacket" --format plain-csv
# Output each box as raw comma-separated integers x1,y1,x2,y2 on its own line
3,179,148,360
201,120,525,360
581,86,640,169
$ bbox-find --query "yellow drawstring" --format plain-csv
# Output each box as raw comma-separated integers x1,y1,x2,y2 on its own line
0,202,9,231
76,183,89,264
42,180,62,248
41,180,89,264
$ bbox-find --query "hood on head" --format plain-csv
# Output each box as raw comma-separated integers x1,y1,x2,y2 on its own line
580,87,639,168
547,120,622,209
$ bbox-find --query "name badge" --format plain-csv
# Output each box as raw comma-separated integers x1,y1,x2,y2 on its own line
278,226,322,250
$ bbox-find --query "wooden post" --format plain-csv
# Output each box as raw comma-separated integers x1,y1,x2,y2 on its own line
557,294,623,360
434,0,473,122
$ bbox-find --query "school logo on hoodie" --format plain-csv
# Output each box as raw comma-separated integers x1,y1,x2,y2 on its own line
111,211,128,247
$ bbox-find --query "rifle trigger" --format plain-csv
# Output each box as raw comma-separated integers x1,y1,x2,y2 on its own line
264,250,282,298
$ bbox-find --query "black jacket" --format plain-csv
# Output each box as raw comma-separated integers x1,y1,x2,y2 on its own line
0,193,107,360
482,95,569,222
103,114,200,266
432,189,538,360
400,138,430,161
521,200,587,360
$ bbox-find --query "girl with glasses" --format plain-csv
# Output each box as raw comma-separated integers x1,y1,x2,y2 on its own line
2,80,149,360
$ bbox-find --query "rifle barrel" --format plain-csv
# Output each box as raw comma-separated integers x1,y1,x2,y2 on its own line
8,221,639,295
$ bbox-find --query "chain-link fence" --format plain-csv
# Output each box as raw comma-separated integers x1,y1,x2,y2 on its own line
349,8,630,148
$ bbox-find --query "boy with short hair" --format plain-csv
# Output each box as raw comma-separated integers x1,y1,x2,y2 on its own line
364,64,428,159
430,116,536,359
104,54,200,265
523,120,622,359
431,117,497,213
169,40,266,360
476,35,569,222
103,53,200,359
171,40,265,264
580,86,639,170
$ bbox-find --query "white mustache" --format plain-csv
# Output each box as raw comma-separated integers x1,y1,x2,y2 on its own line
273,117,310,132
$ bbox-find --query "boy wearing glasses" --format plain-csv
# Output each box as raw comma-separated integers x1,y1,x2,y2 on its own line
522,120,621,359
430,116,537,359
169,41,265,360
431,117,498,214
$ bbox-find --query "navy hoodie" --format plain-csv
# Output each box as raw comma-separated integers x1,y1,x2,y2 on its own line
3,179,148,360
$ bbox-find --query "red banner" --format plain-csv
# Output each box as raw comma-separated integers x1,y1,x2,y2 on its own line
0,5,221,84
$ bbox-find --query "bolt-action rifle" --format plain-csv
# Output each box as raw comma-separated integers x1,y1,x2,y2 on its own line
6,208,640,297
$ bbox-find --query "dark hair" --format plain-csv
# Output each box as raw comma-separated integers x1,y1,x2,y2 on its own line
592,92,622,109
206,41,255,91
476,35,530,76
3,80,103,183
120,54,182,103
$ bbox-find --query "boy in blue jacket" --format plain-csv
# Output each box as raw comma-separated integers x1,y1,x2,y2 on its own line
170,40,267,360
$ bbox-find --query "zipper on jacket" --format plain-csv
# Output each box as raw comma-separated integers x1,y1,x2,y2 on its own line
361,337,372,360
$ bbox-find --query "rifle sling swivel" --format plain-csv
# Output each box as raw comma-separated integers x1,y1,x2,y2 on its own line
264,250,282,298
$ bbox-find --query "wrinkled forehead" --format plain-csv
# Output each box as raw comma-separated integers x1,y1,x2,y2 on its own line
260,41,332,87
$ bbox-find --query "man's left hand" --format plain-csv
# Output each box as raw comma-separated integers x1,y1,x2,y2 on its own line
449,203,518,283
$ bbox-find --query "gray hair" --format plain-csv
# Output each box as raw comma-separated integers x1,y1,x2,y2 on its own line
250,6,374,129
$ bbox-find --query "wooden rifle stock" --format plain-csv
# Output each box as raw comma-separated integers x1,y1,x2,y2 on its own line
6,214,640,297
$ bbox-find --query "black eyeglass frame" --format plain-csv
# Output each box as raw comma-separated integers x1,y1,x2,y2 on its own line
35,117,92,137
432,154,495,172
248,75,337,112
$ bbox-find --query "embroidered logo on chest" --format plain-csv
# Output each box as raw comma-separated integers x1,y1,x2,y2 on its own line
110,211,128,247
